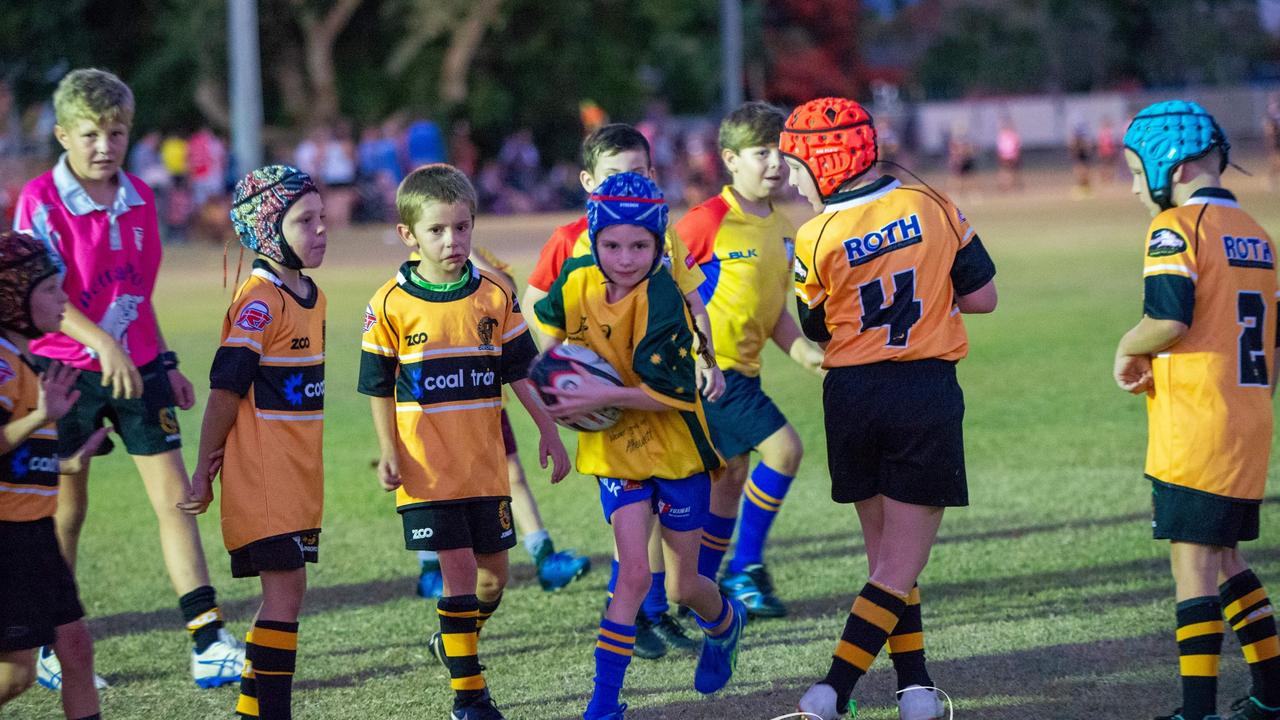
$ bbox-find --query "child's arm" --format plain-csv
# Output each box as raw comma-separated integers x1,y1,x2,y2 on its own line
1113,316,1188,394
60,305,142,400
0,362,79,453
541,369,676,418
155,325,196,410
956,280,998,314
683,290,725,401
177,388,240,515
770,310,824,373
509,379,570,483
369,396,401,492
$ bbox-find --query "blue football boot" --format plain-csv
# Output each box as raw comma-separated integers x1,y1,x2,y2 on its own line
693,597,746,694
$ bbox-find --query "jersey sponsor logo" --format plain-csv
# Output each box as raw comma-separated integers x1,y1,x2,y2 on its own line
290,336,311,350
405,332,429,347
0,358,13,387
410,367,495,393
9,446,58,478
283,372,325,406
410,526,434,540
1148,228,1187,257
235,300,273,332
1223,235,1275,269
477,316,499,350
723,248,758,260
363,305,377,333
843,214,924,267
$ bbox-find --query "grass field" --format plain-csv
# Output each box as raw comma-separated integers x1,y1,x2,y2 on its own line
10,171,1280,720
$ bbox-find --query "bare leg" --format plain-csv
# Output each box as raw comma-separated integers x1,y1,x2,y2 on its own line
475,551,509,604
506,454,545,536
438,548,479,598
52,620,98,719
134,450,211,595
605,503,655,626
708,455,748,519
53,468,90,571
662,526,732,635
864,498,944,596
259,569,307,623
0,650,36,707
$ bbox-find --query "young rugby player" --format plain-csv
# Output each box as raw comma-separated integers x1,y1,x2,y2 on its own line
522,123,722,658
534,172,744,719
677,101,824,618
0,231,107,719
1116,100,1280,720
178,165,328,720
783,98,997,720
416,245,590,598
11,68,242,689
360,164,569,720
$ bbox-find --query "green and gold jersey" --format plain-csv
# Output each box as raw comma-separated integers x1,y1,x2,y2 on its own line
533,256,721,481
359,261,538,508
1140,187,1277,501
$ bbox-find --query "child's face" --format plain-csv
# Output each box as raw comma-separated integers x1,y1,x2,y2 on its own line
596,224,658,290
29,274,68,334
785,157,823,211
281,192,328,268
55,117,129,185
399,200,474,277
580,149,651,193
724,144,785,201
1124,149,1162,217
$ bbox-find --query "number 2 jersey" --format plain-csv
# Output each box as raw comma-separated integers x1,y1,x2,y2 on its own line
210,260,326,552
1140,187,1277,501
0,338,59,522
792,175,996,367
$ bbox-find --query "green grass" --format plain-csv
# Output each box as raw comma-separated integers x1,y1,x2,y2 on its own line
10,179,1280,719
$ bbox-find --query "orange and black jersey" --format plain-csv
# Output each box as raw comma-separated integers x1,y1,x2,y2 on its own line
793,176,996,367
210,260,326,552
358,261,539,508
0,338,59,522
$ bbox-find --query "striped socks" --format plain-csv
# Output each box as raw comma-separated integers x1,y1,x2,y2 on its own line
1175,596,1223,720
438,595,486,708
824,582,908,711
477,593,502,635
1220,569,1280,706
887,584,933,690
235,620,298,719
728,464,793,574
587,618,634,717
699,513,735,580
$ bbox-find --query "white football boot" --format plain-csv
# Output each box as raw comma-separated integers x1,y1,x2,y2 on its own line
191,628,246,688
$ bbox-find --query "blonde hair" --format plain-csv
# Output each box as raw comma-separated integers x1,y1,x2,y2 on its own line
718,101,786,153
53,68,135,128
396,163,478,228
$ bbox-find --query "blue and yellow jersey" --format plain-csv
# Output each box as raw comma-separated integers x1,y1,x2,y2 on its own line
359,261,538,508
533,256,721,481
1140,187,1278,501
527,216,706,296
210,260,326,551
793,176,995,368
678,186,797,376
0,338,59,522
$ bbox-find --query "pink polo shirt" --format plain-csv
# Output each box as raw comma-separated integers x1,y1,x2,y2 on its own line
12,154,164,371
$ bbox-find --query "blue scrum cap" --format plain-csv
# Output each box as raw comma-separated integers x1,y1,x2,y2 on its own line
1123,100,1229,210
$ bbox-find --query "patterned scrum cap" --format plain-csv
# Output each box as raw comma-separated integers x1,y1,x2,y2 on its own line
230,165,317,269
0,231,62,338
586,172,668,282
1123,100,1230,210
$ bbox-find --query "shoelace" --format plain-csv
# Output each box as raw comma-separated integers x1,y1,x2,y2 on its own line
895,685,954,720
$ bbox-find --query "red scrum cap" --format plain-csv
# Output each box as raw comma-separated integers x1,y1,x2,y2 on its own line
779,97,877,199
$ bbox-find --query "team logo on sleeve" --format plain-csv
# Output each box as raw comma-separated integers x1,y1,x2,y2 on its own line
1148,228,1188,257
363,304,377,333
0,358,14,387
235,300,273,332
957,207,968,224
477,316,499,350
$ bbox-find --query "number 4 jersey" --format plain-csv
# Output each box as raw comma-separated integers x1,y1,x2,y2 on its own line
1141,187,1277,501
792,175,996,367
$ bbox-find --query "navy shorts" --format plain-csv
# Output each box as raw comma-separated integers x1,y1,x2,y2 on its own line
702,370,788,459
1151,478,1260,548
597,474,710,532
0,518,85,652
823,360,968,507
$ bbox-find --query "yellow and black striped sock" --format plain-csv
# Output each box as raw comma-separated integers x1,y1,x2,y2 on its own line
823,582,908,711
247,620,297,720
1220,570,1280,706
438,595,486,708
1175,596,1223,720
887,584,933,690
476,592,503,636
235,629,259,718
179,585,224,652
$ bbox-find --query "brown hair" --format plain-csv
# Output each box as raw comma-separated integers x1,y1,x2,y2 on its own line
719,101,786,153
397,163,478,228
582,123,651,174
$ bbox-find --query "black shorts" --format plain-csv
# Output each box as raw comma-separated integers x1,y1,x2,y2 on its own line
229,530,321,578
703,370,788,459
1151,478,1260,548
0,518,85,652
823,360,968,507
400,497,516,554
40,357,182,457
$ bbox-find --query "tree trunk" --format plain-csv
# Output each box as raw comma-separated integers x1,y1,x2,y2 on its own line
294,0,362,125
438,0,502,106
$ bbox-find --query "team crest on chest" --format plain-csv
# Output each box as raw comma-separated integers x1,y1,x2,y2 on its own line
477,316,499,350
235,300,273,332
1148,228,1187,257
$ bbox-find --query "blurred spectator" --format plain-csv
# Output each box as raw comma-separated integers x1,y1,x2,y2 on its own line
499,128,540,192
579,99,608,135
1067,120,1094,199
0,80,21,158
164,175,195,244
449,120,479,177
294,125,326,180
947,120,976,196
1265,94,1280,191
188,126,228,206
321,120,357,226
129,131,169,190
161,133,188,179
406,118,445,169
1096,117,1119,184
995,116,1022,192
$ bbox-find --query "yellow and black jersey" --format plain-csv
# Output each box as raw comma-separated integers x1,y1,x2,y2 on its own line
1140,187,1278,501
793,176,996,367
210,259,326,552
678,186,797,376
358,261,538,508
0,338,59,522
533,256,721,481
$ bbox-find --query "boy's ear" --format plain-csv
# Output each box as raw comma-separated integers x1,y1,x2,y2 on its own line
53,124,69,148
720,148,738,173
579,169,596,194
395,223,417,250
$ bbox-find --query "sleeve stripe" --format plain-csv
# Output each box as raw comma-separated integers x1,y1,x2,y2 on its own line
961,227,975,243
0,396,14,409
224,336,263,351
260,353,325,364
1143,264,1198,281
502,321,527,341
361,341,396,355
796,287,827,308
399,346,499,362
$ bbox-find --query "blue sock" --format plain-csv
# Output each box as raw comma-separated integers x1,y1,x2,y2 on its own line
586,618,634,718
694,594,735,639
605,559,619,608
728,464,793,573
642,572,668,621
699,513,736,580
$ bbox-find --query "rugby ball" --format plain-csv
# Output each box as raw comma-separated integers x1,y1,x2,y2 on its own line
529,344,624,432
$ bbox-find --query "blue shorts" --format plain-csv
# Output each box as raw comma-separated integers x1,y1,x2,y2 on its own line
702,370,788,459
597,474,710,532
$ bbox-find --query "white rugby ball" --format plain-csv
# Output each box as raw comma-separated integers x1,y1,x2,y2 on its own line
530,344,624,432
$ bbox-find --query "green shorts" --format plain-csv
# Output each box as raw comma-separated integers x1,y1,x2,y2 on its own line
42,357,182,457
1150,476,1260,548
